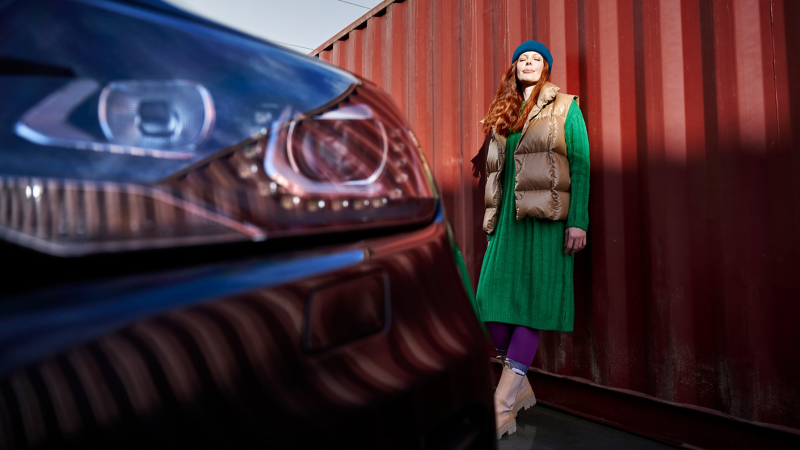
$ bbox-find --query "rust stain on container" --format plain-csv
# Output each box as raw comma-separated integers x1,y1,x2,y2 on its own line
313,0,800,441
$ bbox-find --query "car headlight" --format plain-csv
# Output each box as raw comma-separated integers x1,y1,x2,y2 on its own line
162,81,437,241
0,0,437,256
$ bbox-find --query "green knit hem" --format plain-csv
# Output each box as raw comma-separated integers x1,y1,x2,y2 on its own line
478,313,574,332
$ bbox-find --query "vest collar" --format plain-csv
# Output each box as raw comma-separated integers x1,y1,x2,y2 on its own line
518,82,560,139
484,81,560,148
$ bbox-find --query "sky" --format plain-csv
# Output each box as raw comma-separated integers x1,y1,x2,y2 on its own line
165,0,385,54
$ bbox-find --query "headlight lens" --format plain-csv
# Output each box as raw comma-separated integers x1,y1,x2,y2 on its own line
16,79,215,159
99,80,215,151
282,104,388,189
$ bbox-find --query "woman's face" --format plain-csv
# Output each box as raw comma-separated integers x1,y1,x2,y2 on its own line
516,51,544,86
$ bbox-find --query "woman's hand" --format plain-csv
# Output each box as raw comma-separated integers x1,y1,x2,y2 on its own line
564,227,587,255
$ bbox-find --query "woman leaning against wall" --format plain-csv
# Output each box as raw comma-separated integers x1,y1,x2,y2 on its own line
476,40,590,440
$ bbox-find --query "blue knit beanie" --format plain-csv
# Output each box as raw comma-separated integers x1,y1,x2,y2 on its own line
512,40,553,74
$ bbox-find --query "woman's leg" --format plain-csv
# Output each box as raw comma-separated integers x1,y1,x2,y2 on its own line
491,324,536,439
484,321,513,357
506,326,540,374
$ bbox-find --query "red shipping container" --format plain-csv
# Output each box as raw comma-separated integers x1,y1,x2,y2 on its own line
314,1,800,448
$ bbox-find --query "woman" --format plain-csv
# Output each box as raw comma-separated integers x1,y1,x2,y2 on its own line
476,40,590,439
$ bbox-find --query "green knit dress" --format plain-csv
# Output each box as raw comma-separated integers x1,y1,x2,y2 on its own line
476,100,590,332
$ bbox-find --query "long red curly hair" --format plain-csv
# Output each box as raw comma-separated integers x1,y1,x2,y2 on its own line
482,59,550,137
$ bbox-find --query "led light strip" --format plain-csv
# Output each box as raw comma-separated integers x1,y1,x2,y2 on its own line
0,176,263,257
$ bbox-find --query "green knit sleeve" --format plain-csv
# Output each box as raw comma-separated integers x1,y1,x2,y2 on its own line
565,100,590,231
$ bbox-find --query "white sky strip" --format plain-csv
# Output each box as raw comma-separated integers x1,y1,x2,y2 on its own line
165,0,384,53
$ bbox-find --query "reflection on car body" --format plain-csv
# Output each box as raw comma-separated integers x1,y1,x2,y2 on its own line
0,0,494,448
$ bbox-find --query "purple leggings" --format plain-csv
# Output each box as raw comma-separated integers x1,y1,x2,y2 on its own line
485,321,540,368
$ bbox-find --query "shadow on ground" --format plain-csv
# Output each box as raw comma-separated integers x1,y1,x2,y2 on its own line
499,405,676,449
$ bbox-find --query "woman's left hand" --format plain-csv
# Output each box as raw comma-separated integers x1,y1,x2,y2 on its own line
564,227,587,255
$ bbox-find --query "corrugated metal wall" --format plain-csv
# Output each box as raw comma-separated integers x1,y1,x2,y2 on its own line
314,0,800,433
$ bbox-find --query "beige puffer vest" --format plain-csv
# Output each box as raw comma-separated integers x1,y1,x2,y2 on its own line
484,82,577,234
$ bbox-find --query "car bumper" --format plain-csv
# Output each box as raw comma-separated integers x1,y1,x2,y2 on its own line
0,215,494,449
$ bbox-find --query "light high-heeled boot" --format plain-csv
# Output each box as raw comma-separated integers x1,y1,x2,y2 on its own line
494,361,526,439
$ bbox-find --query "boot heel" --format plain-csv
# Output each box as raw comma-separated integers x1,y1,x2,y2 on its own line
496,419,517,440
521,395,537,410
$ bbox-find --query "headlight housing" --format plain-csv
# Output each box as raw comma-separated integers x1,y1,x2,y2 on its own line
163,82,436,239
0,0,437,256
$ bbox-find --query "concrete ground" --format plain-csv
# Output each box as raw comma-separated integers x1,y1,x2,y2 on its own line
499,404,676,450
